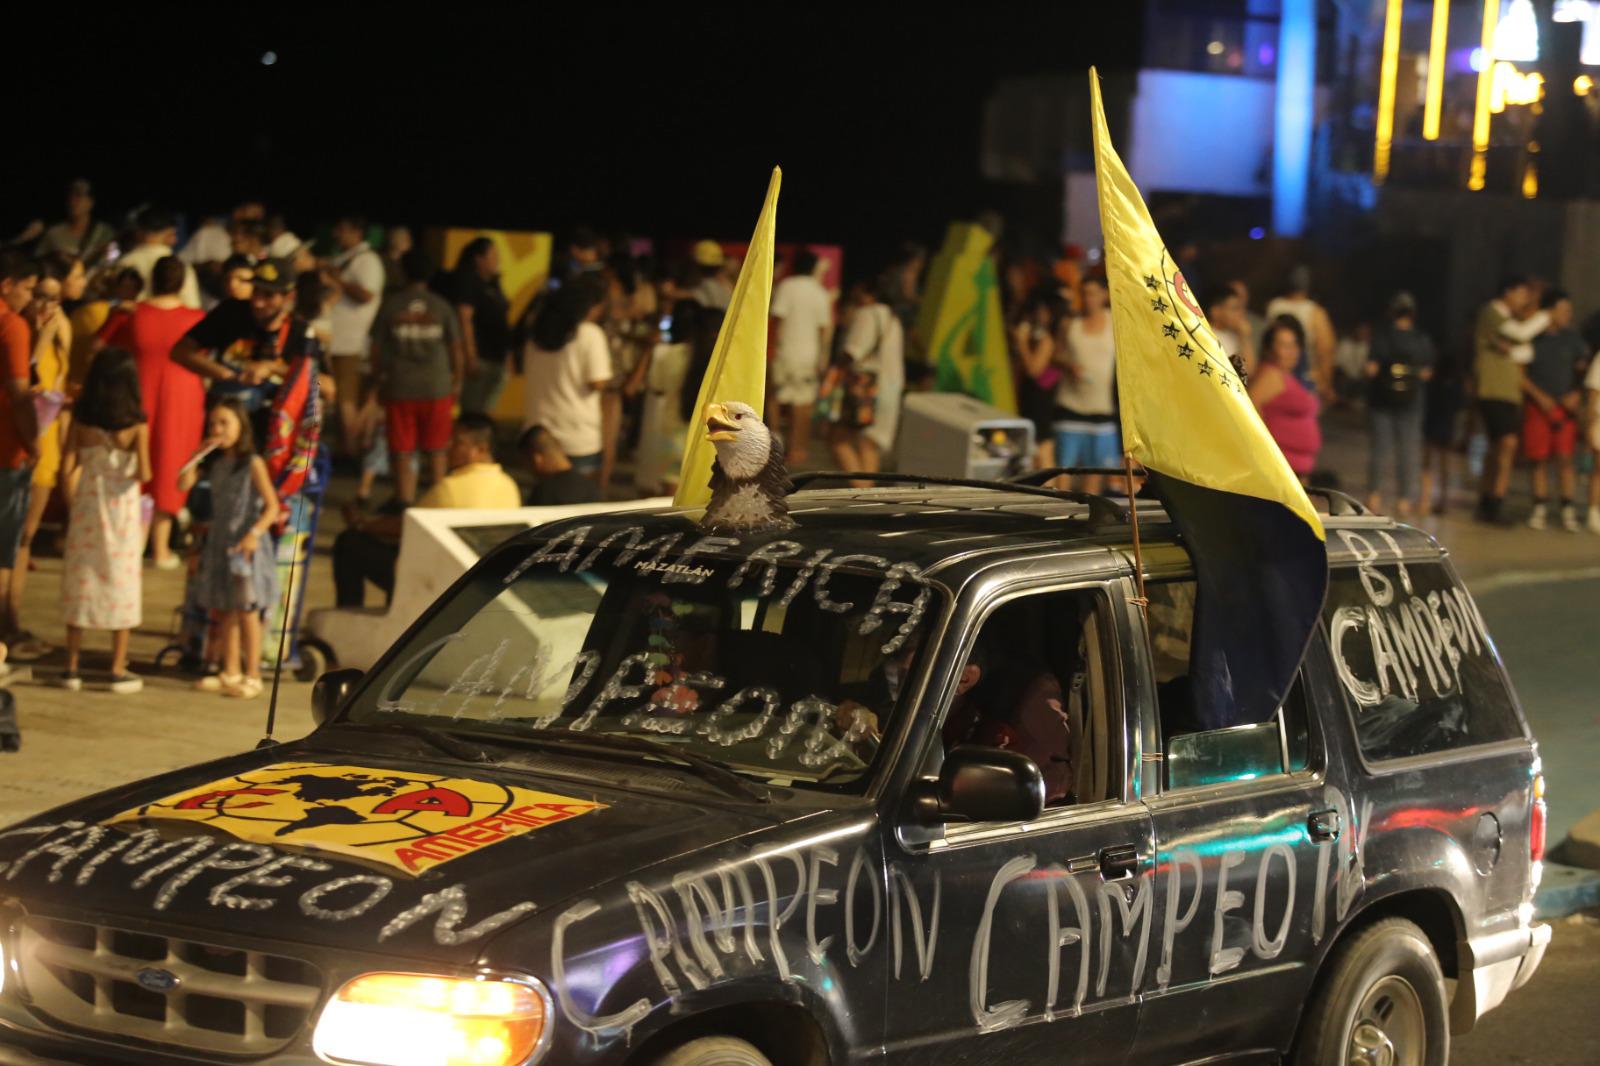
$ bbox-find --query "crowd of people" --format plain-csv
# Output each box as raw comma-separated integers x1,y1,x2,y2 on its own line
1,177,1598,689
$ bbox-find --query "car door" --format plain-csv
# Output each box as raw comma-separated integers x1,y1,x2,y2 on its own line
1129,576,1346,1062
879,579,1153,1065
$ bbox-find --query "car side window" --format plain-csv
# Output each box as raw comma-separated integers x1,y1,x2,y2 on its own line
1145,579,1312,790
943,589,1120,810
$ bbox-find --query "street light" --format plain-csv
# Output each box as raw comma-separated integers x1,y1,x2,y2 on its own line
1423,0,1451,140
1470,0,1502,190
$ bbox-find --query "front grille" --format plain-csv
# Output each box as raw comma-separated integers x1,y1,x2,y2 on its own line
15,915,323,1056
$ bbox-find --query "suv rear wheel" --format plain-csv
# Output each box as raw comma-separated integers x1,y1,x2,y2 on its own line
653,1035,773,1066
1293,917,1449,1066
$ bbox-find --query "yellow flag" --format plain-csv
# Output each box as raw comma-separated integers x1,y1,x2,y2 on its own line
1088,71,1323,541
675,167,782,508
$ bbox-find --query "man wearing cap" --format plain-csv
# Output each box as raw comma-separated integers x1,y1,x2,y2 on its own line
34,180,115,268
692,240,734,311
170,257,310,433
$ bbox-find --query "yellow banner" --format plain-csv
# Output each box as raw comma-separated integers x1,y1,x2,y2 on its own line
108,763,605,876
675,167,782,509
1088,70,1323,540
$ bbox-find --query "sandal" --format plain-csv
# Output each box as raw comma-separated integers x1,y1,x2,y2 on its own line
222,677,264,699
195,673,242,692
6,634,53,661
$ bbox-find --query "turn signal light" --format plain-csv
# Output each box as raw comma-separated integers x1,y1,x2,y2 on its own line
313,972,548,1066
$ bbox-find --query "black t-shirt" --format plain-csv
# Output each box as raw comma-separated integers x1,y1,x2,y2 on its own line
182,299,313,413
454,272,511,364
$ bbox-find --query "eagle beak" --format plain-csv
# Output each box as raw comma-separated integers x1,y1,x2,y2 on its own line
705,402,738,441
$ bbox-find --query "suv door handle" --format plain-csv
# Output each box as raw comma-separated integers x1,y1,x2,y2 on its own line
1308,808,1342,844
1098,843,1140,881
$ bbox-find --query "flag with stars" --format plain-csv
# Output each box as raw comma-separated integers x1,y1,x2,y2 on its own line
1089,68,1327,730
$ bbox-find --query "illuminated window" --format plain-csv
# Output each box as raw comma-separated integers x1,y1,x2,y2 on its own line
1493,0,1541,62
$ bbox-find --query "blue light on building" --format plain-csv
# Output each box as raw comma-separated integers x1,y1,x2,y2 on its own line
1273,0,1316,236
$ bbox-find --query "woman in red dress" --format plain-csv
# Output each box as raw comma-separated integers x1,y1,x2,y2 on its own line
99,256,205,568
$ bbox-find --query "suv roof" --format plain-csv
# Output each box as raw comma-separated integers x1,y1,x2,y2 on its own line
510,479,1446,578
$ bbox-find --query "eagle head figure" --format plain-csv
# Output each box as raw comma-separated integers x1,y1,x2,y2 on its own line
699,401,795,534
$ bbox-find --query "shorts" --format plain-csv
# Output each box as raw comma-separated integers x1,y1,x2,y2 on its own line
386,397,453,454
330,352,369,403
772,355,820,407
1052,417,1122,469
1522,402,1577,461
1478,399,1520,441
0,467,32,569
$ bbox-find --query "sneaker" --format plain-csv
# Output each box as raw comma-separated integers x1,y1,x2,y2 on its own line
56,672,82,691
152,556,182,571
1527,502,1547,530
107,673,143,694
222,676,264,699
1561,504,1581,533
1589,506,1600,534
194,673,241,693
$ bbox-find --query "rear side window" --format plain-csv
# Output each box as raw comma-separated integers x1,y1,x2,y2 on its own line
1324,555,1523,761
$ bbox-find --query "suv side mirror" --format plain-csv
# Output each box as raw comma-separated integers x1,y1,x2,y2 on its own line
907,746,1045,825
311,669,363,725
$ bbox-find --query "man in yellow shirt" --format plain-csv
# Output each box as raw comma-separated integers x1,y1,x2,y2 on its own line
333,414,520,605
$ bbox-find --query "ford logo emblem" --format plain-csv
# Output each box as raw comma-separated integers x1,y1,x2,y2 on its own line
135,967,180,994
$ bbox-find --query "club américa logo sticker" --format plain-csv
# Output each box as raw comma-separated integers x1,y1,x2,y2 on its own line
107,763,605,875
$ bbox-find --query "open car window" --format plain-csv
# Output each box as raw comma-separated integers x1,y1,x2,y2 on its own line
349,530,941,793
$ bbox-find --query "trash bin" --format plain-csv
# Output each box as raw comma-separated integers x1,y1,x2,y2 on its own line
894,392,1035,480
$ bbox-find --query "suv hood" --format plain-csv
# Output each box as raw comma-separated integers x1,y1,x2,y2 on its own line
0,735,796,966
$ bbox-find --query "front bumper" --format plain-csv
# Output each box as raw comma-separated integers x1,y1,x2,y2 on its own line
1449,921,1552,1035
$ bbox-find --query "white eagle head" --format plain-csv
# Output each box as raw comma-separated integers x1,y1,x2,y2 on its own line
705,400,771,480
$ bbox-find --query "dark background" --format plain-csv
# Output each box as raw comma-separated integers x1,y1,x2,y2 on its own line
9,7,1143,273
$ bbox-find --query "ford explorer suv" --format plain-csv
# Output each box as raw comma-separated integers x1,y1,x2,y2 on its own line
0,478,1548,1066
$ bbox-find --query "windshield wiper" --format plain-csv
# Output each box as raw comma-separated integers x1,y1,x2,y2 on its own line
505,729,772,803
364,721,493,763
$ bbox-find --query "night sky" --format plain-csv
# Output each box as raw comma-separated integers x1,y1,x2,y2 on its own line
11,8,1143,272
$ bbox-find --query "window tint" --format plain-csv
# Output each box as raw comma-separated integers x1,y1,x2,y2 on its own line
1147,580,1313,789
1323,560,1523,761
945,590,1118,809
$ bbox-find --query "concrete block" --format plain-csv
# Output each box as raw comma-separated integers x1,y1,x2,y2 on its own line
1552,809,1600,872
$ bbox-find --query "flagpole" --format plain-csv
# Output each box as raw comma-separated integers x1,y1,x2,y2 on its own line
1124,450,1148,614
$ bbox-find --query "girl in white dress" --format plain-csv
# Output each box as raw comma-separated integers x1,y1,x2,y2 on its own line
60,348,151,693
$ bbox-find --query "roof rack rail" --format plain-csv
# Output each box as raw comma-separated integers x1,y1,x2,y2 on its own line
1304,487,1371,517
1008,466,1132,485
788,470,1128,526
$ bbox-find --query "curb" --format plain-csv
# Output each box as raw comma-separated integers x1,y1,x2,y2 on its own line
1534,862,1600,919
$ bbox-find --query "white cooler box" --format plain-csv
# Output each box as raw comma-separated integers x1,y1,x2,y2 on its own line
894,392,1034,480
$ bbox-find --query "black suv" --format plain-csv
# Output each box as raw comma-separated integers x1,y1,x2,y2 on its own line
0,481,1549,1066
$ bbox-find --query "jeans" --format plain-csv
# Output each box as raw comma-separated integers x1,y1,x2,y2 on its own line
459,360,508,417
1369,403,1424,503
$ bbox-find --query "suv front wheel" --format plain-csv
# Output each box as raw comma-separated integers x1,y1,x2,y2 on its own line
1294,917,1449,1066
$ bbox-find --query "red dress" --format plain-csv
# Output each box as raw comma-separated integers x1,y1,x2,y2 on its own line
100,302,206,514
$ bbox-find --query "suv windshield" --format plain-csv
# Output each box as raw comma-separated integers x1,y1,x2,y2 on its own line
348,528,942,793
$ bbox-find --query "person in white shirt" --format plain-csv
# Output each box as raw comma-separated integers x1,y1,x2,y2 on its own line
264,214,302,260
117,208,201,309
522,275,613,475
769,249,834,464
828,278,904,485
1265,265,1336,400
320,216,386,456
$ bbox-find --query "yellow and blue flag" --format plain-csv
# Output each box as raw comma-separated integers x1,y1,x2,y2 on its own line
675,166,782,510
1089,69,1327,729
919,222,1016,413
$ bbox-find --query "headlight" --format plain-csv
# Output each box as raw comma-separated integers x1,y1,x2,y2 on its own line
313,972,550,1066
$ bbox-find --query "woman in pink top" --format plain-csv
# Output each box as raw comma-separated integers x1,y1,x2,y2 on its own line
1250,316,1322,482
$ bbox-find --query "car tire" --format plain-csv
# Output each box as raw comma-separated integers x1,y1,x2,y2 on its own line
653,1035,773,1066
1293,917,1449,1066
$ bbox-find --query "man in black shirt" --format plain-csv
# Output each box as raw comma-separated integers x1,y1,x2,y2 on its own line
521,424,601,506
452,239,511,417
170,258,310,433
